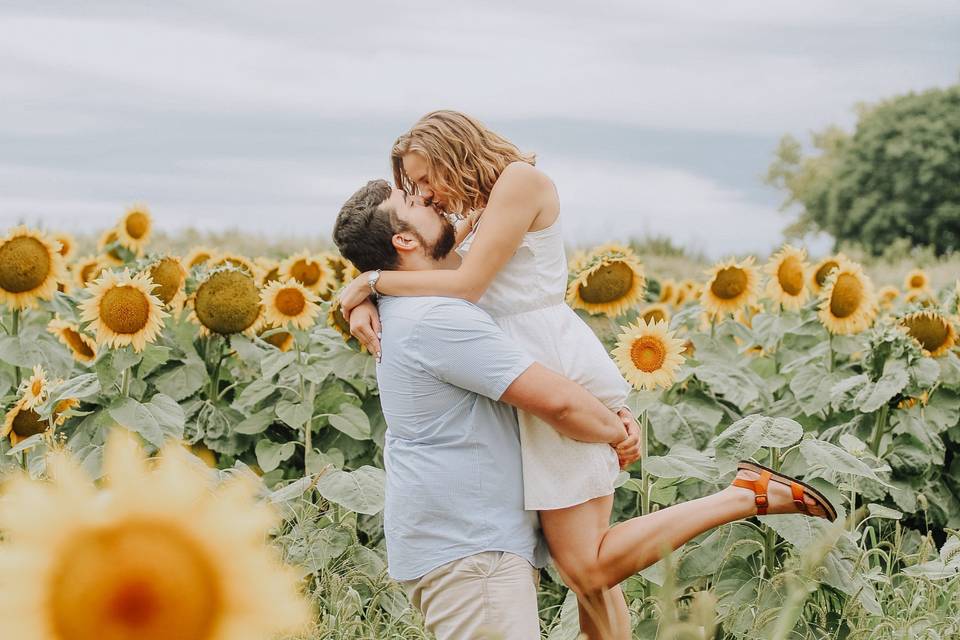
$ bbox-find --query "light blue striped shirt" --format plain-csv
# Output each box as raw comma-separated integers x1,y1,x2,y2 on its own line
375,296,547,581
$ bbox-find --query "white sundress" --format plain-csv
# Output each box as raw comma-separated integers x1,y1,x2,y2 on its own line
456,216,631,511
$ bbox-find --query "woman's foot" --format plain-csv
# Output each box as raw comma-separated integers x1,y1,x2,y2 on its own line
730,467,833,520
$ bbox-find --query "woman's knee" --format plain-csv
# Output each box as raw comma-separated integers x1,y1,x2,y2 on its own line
552,555,608,597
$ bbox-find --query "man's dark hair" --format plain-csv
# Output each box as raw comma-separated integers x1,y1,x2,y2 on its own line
333,179,408,273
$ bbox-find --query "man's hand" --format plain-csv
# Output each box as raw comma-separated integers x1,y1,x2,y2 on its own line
614,407,641,469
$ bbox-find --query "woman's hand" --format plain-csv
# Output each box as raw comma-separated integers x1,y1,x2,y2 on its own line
614,407,641,469
338,273,375,320
348,299,382,360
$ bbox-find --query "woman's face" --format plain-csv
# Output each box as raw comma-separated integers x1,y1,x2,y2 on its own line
401,152,448,211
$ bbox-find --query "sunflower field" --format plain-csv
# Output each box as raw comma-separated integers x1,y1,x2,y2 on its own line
1,208,959,640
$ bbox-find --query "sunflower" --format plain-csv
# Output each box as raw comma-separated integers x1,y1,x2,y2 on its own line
658,279,677,305
810,254,847,294
817,260,878,335
735,301,765,329
898,310,958,357
144,256,188,311
259,327,295,352
700,256,758,319
98,228,132,265
904,288,936,307
612,319,686,391
638,303,671,325
764,244,810,311
566,245,646,317
568,249,590,276
0,432,310,640
208,253,258,279
79,269,168,352
191,267,263,337
254,257,281,286
117,205,153,252
877,285,900,310
47,317,98,364
327,299,353,343
184,246,216,271
191,443,218,468
904,268,931,292
52,232,76,260
2,399,48,445
0,226,67,310
260,279,320,330
674,280,700,308
18,364,49,410
279,251,333,293
72,255,104,289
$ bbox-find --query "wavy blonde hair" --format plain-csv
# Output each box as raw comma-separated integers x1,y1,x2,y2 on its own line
391,110,535,214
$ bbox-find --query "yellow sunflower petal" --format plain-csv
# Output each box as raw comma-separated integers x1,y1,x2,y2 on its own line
48,317,98,363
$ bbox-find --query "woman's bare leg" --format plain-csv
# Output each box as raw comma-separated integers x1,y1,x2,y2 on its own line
541,494,630,640
540,469,829,638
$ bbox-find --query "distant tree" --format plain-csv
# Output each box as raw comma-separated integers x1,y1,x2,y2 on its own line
766,84,960,256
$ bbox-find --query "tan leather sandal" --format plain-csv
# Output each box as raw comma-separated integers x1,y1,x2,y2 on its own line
733,460,838,522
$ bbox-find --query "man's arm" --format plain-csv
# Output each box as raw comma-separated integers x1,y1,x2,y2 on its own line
500,362,626,445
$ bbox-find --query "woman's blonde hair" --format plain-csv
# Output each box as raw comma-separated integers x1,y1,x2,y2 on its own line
391,110,535,214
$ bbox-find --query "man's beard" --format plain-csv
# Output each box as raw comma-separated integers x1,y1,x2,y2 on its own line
427,218,457,261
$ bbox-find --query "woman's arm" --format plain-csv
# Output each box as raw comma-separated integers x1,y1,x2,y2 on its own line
340,163,547,314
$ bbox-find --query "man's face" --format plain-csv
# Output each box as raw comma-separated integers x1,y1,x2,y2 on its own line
382,188,456,261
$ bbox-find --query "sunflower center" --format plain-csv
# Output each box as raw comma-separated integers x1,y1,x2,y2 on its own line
12,407,47,438
0,236,52,294
49,521,221,640
125,212,150,239
188,252,211,268
275,288,306,316
902,314,949,352
909,275,925,288
815,260,839,288
291,259,322,287
710,267,747,300
829,273,864,319
100,286,151,334
777,256,805,296
579,261,634,304
63,327,96,359
195,271,261,335
264,330,293,351
149,260,184,305
30,379,43,396
630,336,666,373
642,308,667,323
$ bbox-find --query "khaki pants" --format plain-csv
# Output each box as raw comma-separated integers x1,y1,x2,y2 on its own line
401,551,541,640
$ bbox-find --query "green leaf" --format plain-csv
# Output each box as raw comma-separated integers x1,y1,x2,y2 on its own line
109,397,164,447
855,360,909,413
254,439,296,473
328,403,371,440
144,393,185,440
646,400,719,449
909,357,941,388
799,439,889,483
925,389,960,433
867,503,903,520
694,363,761,409
139,344,172,377
315,465,385,514
712,415,803,466
154,360,207,401
261,350,297,379
790,367,839,415
232,377,277,412
643,445,719,482
235,407,275,434
47,373,100,404
276,400,313,430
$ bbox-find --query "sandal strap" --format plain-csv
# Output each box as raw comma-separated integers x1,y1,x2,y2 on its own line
731,470,771,515
790,482,808,513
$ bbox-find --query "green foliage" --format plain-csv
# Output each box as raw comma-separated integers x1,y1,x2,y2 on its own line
767,84,960,256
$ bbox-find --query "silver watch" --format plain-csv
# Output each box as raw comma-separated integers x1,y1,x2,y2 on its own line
367,269,382,298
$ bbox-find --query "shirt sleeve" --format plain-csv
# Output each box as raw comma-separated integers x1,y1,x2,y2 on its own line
415,300,535,401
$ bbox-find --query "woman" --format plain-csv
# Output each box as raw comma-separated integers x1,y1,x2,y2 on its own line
339,110,836,639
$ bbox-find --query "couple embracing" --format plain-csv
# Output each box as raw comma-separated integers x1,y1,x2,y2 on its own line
332,111,836,640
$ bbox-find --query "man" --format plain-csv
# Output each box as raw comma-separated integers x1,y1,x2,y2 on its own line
333,179,640,639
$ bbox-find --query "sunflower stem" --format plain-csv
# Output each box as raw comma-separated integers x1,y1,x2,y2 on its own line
640,410,651,515
710,314,716,340
119,367,131,397
827,333,834,372
868,403,890,457
296,341,311,477
208,336,226,400
11,308,20,388
763,446,781,578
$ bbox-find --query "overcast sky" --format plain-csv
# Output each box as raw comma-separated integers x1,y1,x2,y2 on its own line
1,1,958,258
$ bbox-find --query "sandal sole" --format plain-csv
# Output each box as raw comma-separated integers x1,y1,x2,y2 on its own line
737,460,838,522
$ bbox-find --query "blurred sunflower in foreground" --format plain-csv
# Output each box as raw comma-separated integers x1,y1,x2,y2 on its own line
0,433,310,640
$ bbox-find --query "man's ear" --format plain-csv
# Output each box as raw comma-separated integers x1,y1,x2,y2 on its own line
391,232,419,254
